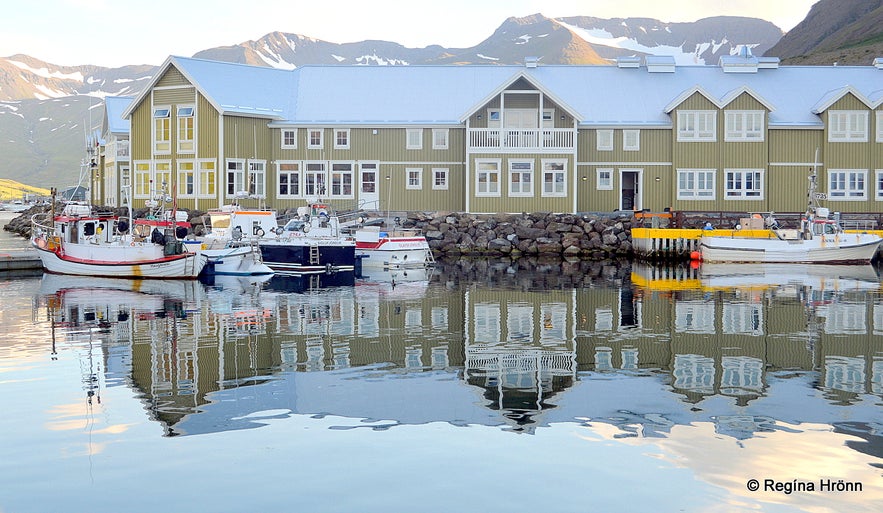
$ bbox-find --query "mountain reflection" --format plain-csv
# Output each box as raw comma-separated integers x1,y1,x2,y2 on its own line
35,259,883,443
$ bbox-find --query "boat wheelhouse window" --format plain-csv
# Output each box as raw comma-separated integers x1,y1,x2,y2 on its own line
83,222,95,236
284,220,307,232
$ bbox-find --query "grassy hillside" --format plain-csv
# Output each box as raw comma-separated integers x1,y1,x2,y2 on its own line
0,179,50,201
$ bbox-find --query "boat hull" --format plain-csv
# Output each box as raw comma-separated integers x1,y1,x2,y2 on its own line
259,240,356,275
699,234,882,264
33,245,205,278
356,237,432,269
199,243,273,276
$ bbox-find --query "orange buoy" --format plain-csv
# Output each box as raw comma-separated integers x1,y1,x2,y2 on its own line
690,250,701,260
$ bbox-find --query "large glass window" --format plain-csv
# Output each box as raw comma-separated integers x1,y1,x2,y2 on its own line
226,159,245,197
304,162,326,197
278,161,300,198
542,160,566,197
828,169,867,200
677,169,716,199
330,162,354,197
248,160,266,197
509,160,533,196
177,105,195,153
198,160,216,198
476,160,500,196
829,111,868,142
725,111,764,141
177,160,195,197
725,169,763,199
677,111,717,141
153,106,171,153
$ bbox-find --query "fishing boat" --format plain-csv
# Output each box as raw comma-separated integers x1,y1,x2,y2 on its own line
30,202,207,279
257,203,357,276
699,161,882,264
196,205,276,276
353,225,434,269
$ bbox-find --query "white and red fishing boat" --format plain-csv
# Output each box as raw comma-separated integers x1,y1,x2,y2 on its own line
30,203,206,279
353,226,433,269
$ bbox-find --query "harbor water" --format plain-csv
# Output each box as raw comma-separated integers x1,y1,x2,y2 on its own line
0,233,881,511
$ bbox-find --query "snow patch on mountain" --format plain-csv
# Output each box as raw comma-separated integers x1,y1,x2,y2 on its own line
356,54,408,65
6,59,85,82
477,54,500,61
555,20,705,64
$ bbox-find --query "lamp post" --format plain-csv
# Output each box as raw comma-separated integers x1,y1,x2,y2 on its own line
385,175,391,224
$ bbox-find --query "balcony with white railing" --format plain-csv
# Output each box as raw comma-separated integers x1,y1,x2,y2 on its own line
468,128,575,152
106,140,130,162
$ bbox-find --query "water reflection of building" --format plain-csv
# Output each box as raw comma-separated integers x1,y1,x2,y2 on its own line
38,262,883,439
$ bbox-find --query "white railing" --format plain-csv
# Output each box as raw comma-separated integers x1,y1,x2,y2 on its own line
468,128,574,151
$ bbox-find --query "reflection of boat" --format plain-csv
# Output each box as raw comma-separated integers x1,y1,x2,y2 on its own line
699,166,882,264
699,263,881,292
355,266,432,300
38,273,204,328
264,271,355,293
353,226,433,270
258,203,356,276
31,202,206,279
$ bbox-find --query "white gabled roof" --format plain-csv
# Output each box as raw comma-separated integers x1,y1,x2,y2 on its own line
118,56,883,131
810,85,874,114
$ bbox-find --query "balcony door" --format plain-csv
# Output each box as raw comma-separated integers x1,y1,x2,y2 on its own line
503,109,538,148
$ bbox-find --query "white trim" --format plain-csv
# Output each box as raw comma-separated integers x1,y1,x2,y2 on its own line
334,128,350,149
405,167,423,190
724,110,764,142
677,168,716,200
875,169,883,201
677,110,717,141
596,168,613,190
281,128,297,149
827,168,868,200
828,110,869,142
541,158,567,197
406,128,423,150
723,168,764,200
432,128,449,149
475,158,501,197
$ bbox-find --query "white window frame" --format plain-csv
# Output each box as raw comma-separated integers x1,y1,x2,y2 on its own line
334,129,350,150
226,159,246,198
247,160,267,198
197,159,216,198
542,109,555,128
828,169,867,200
725,110,764,141
877,112,883,143
829,111,868,142
487,109,501,126
596,168,613,190
596,129,613,151
304,162,327,197
475,159,501,197
876,169,883,201
406,128,423,150
308,129,324,149
133,161,151,199
677,169,716,200
432,129,449,149
153,105,171,154
724,169,764,199
406,167,423,190
281,129,297,149
432,168,449,190
330,162,354,198
677,110,717,141
541,159,567,197
176,105,195,153
177,160,196,198
508,160,533,197
623,130,640,151
277,161,301,198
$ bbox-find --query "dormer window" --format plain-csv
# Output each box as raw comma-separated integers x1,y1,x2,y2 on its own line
678,111,717,141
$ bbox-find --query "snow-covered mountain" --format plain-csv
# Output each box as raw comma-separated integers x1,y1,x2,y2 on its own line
0,13,782,187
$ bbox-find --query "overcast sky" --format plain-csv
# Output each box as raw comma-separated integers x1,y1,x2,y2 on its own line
3,0,820,68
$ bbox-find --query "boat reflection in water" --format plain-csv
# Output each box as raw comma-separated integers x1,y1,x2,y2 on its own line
34,259,883,507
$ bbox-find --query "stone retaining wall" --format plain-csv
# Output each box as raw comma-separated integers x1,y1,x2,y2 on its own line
399,211,635,259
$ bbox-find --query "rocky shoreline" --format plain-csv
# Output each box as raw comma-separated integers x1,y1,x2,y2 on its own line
4,205,638,260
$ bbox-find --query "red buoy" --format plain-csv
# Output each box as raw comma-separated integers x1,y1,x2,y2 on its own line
690,250,701,261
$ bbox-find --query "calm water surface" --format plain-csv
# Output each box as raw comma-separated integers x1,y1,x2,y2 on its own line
1,251,882,512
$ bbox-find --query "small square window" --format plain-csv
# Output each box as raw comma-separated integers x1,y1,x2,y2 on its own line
406,168,423,189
